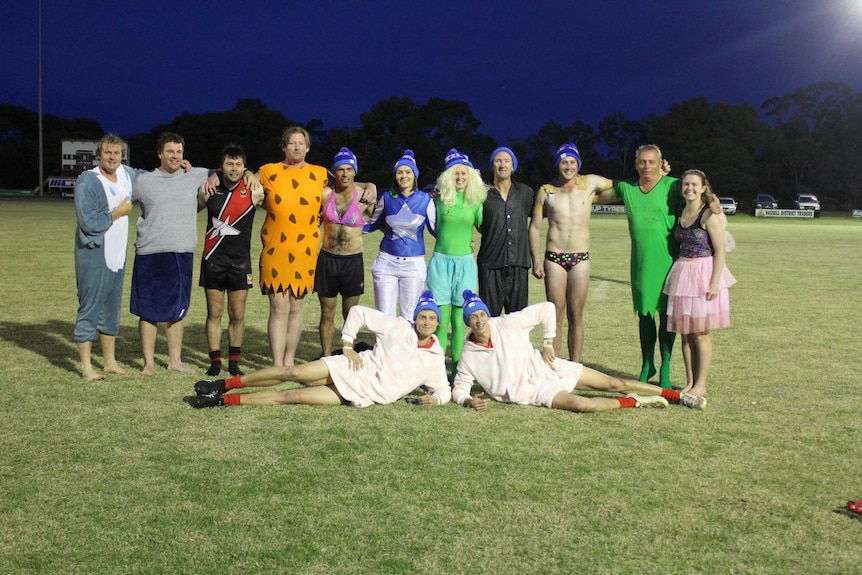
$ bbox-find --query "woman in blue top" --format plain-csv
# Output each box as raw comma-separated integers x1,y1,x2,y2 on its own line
364,150,436,321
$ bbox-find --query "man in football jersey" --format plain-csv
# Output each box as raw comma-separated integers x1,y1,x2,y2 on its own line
197,144,264,376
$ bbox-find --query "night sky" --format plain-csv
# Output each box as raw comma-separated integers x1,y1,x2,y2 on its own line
3,0,862,143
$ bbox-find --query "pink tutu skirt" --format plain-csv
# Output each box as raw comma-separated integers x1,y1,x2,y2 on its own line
663,256,736,334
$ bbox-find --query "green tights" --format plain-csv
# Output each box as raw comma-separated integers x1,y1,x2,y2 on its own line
638,312,675,388
435,304,464,377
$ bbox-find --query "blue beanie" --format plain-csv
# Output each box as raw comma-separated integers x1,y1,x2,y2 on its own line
490,146,518,171
393,149,419,180
332,147,358,173
462,290,490,325
413,290,440,321
444,148,473,171
554,143,581,170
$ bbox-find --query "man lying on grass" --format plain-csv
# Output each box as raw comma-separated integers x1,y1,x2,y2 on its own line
186,291,450,408
453,290,706,413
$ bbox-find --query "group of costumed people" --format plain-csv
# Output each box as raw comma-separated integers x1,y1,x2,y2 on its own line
252,129,485,376
256,136,489,376
67,127,735,418
77,130,862,517
181,134,737,416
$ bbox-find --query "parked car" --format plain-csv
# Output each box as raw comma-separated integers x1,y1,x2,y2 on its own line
719,197,737,215
754,194,778,210
795,194,821,216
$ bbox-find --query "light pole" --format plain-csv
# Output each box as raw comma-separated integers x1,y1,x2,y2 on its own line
38,0,44,195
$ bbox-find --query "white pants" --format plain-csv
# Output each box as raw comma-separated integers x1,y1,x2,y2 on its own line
371,252,427,321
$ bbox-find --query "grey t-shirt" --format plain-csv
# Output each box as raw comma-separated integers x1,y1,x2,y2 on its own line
134,167,209,255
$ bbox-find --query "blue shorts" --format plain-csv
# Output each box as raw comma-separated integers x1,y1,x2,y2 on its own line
426,253,477,307
131,252,193,322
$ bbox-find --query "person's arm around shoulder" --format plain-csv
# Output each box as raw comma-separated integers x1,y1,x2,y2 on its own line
528,187,549,279
363,193,385,233
197,180,211,210
706,193,722,215
361,187,378,219
321,185,333,205
703,211,726,301
592,175,619,205
319,186,334,226
251,180,265,206
356,182,377,207
425,196,438,237
241,169,260,190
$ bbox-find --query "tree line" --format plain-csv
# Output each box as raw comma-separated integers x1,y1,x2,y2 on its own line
2,82,860,210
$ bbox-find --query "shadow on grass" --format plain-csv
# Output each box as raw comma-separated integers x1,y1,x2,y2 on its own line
592,274,631,286
583,361,645,384
834,507,862,523
0,319,366,376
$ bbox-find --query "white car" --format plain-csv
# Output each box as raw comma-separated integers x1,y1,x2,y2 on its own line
719,197,737,215
795,194,821,216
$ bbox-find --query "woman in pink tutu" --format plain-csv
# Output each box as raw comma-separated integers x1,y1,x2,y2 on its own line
663,169,736,397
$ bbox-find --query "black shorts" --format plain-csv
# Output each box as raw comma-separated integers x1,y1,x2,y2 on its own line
313,251,364,298
199,257,253,291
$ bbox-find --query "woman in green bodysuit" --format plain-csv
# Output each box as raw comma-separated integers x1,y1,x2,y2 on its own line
426,149,487,379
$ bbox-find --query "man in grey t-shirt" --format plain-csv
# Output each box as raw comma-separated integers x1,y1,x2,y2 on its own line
131,132,209,375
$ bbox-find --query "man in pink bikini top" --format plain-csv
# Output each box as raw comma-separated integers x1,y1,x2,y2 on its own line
315,147,377,357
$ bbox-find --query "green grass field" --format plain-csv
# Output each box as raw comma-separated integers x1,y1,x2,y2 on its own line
2,199,861,574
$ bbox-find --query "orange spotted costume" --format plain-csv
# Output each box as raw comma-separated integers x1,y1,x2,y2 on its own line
258,162,328,297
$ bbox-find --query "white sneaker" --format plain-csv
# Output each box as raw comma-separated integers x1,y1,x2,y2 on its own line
627,395,668,409
680,393,707,410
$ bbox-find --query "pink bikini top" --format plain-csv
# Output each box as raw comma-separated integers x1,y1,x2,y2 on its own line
322,187,365,227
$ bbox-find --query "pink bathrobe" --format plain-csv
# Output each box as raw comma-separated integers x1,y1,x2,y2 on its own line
322,306,451,408
452,302,584,408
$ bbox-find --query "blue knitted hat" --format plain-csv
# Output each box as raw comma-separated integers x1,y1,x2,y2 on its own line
490,146,518,171
554,143,581,170
332,147,358,173
444,148,473,171
462,290,490,325
413,290,440,321
393,149,419,180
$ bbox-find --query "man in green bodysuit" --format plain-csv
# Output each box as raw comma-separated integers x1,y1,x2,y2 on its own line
596,144,718,388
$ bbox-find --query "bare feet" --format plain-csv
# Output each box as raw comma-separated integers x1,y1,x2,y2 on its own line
82,366,106,381
103,364,128,376
141,364,156,376
681,382,694,394
167,362,194,374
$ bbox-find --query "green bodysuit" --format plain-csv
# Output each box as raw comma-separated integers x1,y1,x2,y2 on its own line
614,177,681,316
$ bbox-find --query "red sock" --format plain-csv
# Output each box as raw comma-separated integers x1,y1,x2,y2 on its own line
662,389,681,403
617,397,637,409
224,394,241,406
225,375,243,390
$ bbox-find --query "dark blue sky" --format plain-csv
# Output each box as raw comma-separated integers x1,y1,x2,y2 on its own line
3,1,862,142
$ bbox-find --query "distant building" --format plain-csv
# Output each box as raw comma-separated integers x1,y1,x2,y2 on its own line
49,139,131,197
